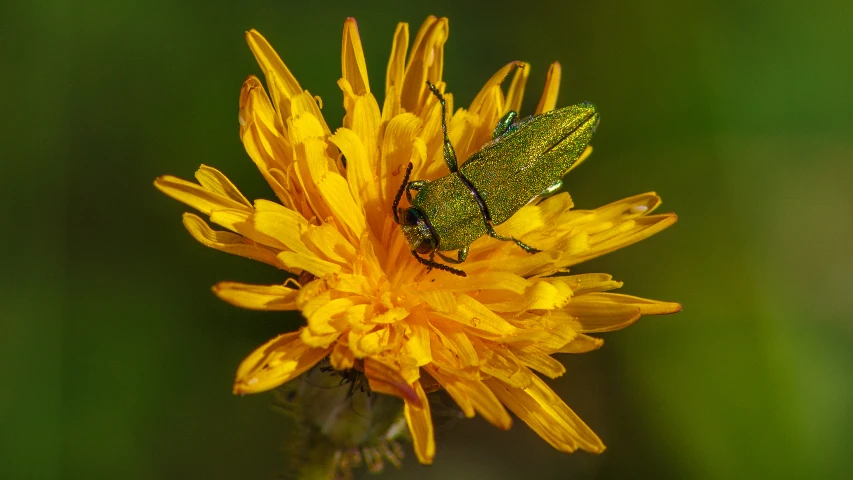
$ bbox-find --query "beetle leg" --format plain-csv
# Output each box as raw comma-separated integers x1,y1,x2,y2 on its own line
485,223,541,254
437,246,469,264
405,180,429,202
492,110,518,139
411,250,467,277
426,81,459,173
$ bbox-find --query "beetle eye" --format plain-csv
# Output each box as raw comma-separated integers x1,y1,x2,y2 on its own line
403,209,418,225
415,239,433,254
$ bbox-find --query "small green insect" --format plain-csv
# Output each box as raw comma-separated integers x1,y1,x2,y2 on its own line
393,81,599,277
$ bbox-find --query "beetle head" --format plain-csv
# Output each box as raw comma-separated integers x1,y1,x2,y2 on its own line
398,207,436,254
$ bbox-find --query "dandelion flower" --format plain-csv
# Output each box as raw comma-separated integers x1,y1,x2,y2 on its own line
155,16,680,465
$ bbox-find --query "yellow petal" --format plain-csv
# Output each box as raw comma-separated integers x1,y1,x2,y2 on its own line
480,279,573,313
561,273,623,295
514,193,676,268
348,94,382,178
370,307,410,324
234,332,331,394
386,22,409,92
208,209,311,258
238,76,295,207
154,175,250,215
504,62,529,115
341,18,370,96
418,290,457,314
357,231,386,286
239,75,280,140
288,91,331,136
330,113,382,235
290,138,334,220
565,292,681,333
446,293,518,336
430,271,531,295
317,172,366,239
302,223,357,265
288,111,328,146
401,313,432,367
297,283,330,315
414,88,453,179
364,357,420,405
401,16,448,114
299,329,341,349
425,364,513,429
556,333,604,353
245,29,302,104
378,113,423,207
382,22,409,121
510,346,566,378
349,325,394,357
404,380,435,464
485,373,605,453
326,272,370,296
490,204,546,241
194,165,251,207
278,251,342,278
305,297,354,335
462,249,562,283
212,281,299,311
472,339,531,388
181,213,282,268
252,209,314,256
343,303,370,327
329,127,369,205
450,62,522,162
535,61,561,114
428,321,479,376
444,108,479,166
469,62,523,114
493,311,578,351
499,331,578,354
329,341,355,370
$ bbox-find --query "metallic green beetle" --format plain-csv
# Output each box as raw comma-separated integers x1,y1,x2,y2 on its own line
393,81,600,277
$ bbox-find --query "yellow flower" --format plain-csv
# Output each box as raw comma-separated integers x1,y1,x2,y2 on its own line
155,16,679,464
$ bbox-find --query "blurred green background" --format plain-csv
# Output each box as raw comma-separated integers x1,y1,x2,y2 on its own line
3,0,852,478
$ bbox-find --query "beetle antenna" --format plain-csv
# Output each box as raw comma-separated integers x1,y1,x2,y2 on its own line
425,80,459,173
411,251,467,277
392,162,414,223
